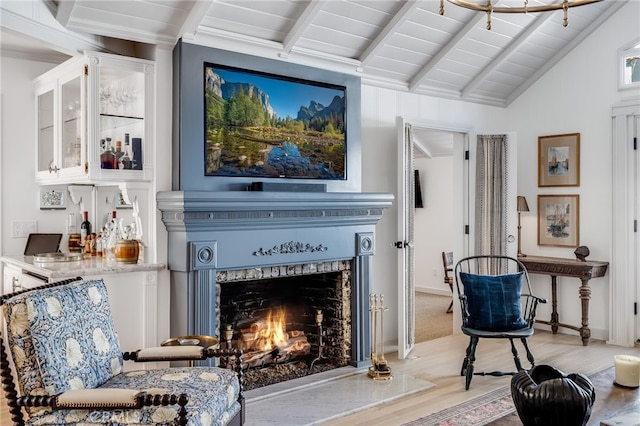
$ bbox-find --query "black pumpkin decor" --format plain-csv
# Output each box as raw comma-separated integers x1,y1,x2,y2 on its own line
511,365,596,426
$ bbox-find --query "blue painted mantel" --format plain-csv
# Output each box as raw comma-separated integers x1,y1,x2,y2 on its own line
156,190,393,367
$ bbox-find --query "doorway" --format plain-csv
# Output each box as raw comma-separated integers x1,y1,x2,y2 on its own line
396,117,471,357
412,131,456,343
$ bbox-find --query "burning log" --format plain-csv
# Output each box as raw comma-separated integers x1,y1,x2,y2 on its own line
241,333,311,369
237,308,311,369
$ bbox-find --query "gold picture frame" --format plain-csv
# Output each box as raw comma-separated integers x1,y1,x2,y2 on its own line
537,194,579,248
538,133,580,187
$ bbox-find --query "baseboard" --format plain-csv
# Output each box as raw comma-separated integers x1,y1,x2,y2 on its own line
534,323,608,342
416,286,451,297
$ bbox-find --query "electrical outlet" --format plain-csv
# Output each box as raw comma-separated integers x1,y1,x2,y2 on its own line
11,221,37,238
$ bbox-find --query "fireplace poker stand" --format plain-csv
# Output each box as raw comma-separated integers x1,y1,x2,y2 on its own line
368,294,392,380
309,309,327,371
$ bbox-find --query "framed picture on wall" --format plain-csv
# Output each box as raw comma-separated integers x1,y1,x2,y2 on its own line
537,194,579,247
538,133,580,187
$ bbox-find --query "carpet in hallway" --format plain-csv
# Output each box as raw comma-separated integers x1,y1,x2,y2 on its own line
415,292,453,343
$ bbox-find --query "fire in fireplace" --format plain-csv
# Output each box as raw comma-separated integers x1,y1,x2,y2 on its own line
217,261,352,389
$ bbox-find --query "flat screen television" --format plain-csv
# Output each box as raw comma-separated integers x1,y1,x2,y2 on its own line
204,62,347,180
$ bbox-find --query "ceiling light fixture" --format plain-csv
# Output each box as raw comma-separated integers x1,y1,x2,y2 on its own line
439,0,603,30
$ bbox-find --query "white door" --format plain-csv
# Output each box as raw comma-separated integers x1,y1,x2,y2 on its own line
635,115,640,343
396,117,415,359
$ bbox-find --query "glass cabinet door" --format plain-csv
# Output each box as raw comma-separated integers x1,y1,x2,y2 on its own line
37,88,55,174
61,75,82,169
99,66,145,171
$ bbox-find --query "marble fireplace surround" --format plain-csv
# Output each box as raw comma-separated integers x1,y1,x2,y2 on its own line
156,190,393,367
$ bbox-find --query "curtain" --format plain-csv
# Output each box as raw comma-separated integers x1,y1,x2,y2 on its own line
475,134,508,263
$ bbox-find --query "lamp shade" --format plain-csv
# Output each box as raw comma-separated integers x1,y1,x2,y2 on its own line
517,196,530,212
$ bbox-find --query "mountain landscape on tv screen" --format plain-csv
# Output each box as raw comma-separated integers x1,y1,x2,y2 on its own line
204,65,346,180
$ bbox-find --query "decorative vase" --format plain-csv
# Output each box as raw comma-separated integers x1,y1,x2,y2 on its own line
114,239,140,264
511,365,595,426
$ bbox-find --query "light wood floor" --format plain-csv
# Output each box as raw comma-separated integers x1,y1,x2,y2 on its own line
325,331,638,426
2,331,637,425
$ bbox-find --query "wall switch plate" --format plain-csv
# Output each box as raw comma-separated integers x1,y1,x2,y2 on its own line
68,213,77,234
12,221,38,238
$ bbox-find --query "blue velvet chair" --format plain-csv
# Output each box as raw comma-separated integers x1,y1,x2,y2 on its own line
454,255,547,390
1,277,244,426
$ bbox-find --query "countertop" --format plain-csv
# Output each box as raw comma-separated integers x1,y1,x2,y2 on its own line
1,254,165,280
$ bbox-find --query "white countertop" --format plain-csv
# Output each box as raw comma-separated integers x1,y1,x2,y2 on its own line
1,254,165,280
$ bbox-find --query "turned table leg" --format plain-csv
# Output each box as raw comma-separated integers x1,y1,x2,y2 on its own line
550,276,559,334
579,278,591,346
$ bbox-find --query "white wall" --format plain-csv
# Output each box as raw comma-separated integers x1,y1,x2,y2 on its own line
0,57,61,256
507,0,640,341
414,155,454,294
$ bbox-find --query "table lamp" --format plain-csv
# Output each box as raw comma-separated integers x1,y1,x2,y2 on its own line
517,196,529,257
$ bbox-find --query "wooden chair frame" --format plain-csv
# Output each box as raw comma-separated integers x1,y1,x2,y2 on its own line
441,251,454,314
0,277,245,426
454,255,547,390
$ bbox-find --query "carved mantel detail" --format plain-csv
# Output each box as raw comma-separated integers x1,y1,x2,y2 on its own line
253,241,328,256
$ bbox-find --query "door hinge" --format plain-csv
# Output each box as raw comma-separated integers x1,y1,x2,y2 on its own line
464,225,469,235
635,302,637,315
394,241,409,249
634,137,637,150
634,219,637,232
464,150,469,160
84,162,89,173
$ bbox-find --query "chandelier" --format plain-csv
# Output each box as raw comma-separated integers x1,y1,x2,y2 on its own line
439,0,603,30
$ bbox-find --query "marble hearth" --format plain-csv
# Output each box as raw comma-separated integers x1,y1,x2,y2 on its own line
156,191,393,368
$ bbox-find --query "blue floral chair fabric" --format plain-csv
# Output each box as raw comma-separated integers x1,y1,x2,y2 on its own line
1,277,244,426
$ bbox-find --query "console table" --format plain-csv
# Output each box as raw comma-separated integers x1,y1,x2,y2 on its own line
519,255,609,346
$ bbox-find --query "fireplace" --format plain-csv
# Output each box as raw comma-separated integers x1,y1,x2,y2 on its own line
216,260,353,389
156,191,392,385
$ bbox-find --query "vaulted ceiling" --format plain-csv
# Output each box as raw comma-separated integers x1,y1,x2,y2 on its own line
44,0,623,108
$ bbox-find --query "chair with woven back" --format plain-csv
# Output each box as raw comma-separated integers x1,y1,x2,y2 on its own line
0,276,244,426
454,255,547,390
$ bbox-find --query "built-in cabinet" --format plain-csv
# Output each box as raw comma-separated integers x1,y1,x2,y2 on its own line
0,256,167,369
35,51,154,185
2,263,43,294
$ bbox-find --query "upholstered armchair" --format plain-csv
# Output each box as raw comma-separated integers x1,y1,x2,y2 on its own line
1,277,244,426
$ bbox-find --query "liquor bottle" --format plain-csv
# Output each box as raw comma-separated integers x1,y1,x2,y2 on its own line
95,232,103,257
132,137,143,170
104,211,122,260
100,138,116,169
90,233,97,256
119,133,133,169
114,140,124,168
80,211,92,244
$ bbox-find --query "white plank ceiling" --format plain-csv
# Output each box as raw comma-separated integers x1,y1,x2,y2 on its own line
45,0,624,108
0,0,627,110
